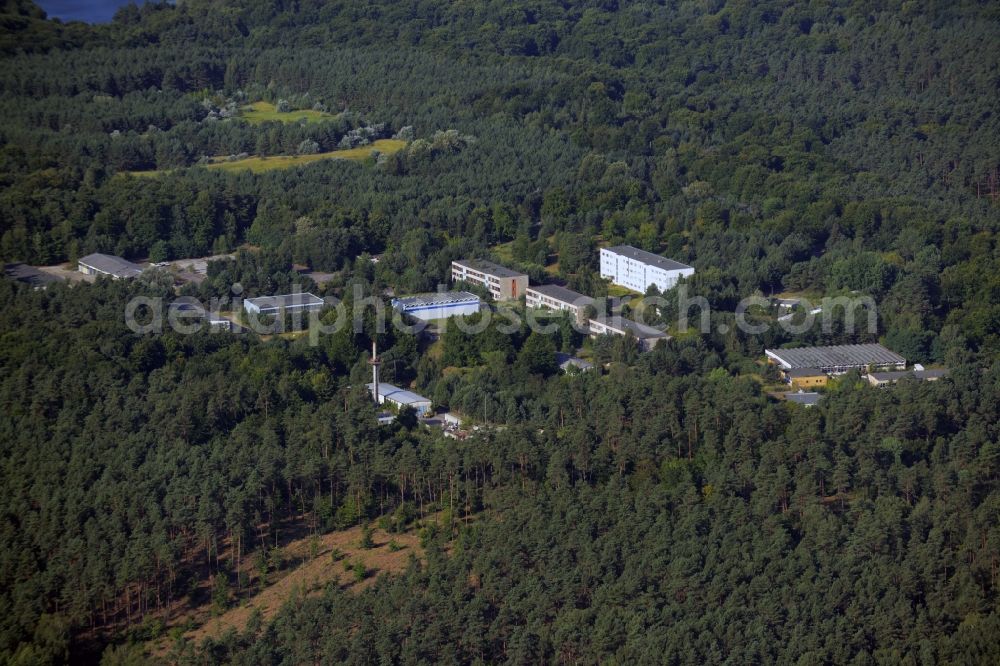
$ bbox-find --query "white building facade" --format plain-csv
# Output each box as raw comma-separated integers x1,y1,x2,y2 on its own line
391,291,481,321
78,253,144,279
243,293,324,315
367,382,432,416
599,245,694,293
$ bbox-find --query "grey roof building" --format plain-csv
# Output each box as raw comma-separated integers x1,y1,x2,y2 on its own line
765,344,905,374
78,253,144,279
784,392,822,407
867,369,949,386
555,352,594,373
525,284,595,323
452,258,524,278
451,258,528,300
773,297,803,310
526,283,595,307
367,382,432,415
243,293,324,315
589,315,670,352
784,367,826,378
168,299,236,332
603,245,693,272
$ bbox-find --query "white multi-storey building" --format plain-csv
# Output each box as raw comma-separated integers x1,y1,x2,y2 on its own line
599,245,694,293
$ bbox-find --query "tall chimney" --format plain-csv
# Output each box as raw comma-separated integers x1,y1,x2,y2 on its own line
369,339,381,405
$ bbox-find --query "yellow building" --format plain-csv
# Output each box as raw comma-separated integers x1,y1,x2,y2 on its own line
784,368,828,390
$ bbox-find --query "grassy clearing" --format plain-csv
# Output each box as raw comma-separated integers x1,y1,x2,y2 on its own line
125,139,407,177
489,235,561,275
490,240,515,263
204,139,406,174
240,101,336,125
606,284,641,297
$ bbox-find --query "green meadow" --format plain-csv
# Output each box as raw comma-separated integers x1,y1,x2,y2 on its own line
239,101,336,124
125,139,407,177
204,139,407,173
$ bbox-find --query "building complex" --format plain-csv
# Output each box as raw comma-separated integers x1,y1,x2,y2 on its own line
599,245,694,293
450,255,672,354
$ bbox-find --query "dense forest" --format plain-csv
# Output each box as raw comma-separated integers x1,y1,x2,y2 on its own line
0,0,998,663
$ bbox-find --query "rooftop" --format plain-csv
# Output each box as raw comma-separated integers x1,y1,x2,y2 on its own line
869,369,949,382
591,315,669,340
168,298,205,315
784,392,822,406
453,258,526,278
527,284,595,307
79,253,144,278
785,367,826,378
556,352,594,371
393,291,481,309
604,245,693,272
368,382,431,406
766,344,905,369
244,292,324,311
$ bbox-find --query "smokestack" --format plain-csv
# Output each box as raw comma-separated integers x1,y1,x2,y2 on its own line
369,339,381,405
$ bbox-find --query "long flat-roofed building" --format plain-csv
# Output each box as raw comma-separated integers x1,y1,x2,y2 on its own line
392,291,481,321
866,369,948,387
589,315,670,352
784,392,822,407
525,284,595,324
168,298,235,331
78,253,144,279
367,382,432,416
599,245,694,293
243,292,324,315
451,259,528,301
766,344,905,375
